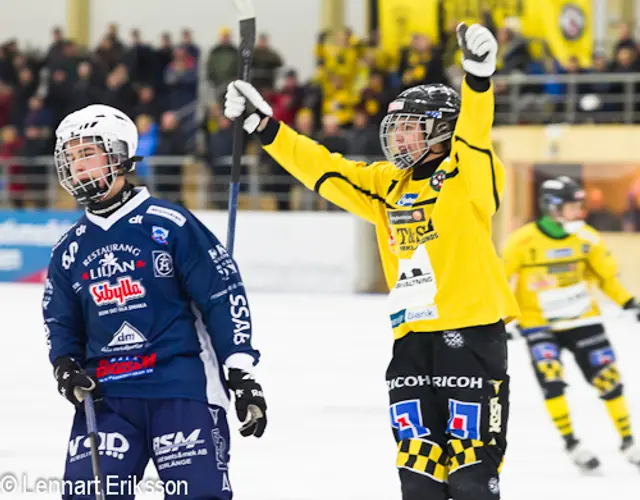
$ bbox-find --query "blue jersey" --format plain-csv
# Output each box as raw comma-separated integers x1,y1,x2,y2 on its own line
42,187,259,409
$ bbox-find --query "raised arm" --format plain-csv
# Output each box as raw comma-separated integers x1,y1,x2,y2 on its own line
224,81,390,223
452,23,503,220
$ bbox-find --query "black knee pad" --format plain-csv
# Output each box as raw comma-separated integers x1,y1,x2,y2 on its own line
448,463,501,500
447,439,502,499
398,468,448,500
600,384,623,401
542,380,566,399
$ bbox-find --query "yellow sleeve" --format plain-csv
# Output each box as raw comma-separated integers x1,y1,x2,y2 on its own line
260,120,388,224
501,234,522,283
451,75,504,220
585,233,633,306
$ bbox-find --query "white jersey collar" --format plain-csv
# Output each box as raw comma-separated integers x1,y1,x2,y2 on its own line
85,187,151,231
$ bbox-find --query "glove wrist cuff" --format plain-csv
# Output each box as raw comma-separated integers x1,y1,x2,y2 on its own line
259,118,280,145
465,74,491,92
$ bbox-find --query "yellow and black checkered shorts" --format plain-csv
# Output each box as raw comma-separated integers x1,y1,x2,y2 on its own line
592,364,620,395
397,438,448,482
536,359,563,383
447,439,483,474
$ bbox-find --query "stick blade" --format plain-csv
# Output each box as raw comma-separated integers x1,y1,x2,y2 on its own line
233,0,255,20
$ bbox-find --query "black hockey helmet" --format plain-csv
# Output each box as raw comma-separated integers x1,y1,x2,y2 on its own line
379,84,461,170
539,176,585,216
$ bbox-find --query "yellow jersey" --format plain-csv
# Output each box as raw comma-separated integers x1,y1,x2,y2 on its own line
260,77,520,339
502,221,632,332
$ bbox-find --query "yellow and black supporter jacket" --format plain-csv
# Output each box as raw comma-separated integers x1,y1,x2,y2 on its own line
502,221,633,333
259,75,520,339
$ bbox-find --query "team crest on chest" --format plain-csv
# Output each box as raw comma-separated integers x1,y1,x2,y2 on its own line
430,170,447,192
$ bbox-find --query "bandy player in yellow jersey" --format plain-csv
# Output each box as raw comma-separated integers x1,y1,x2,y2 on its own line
502,176,640,472
224,23,518,500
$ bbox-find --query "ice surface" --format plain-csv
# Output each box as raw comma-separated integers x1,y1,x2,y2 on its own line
0,283,639,499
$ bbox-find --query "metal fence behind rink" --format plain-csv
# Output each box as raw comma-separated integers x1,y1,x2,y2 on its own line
491,72,640,125
0,153,385,211
4,71,640,210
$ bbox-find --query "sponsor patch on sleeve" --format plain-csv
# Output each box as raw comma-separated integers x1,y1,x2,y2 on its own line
146,205,187,227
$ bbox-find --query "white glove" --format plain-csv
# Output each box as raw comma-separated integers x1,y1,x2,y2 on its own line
224,80,273,134
456,22,498,78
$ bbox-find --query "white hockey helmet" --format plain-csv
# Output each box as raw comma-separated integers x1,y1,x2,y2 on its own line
54,104,141,204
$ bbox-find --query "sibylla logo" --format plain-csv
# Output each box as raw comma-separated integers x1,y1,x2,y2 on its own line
90,277,146,306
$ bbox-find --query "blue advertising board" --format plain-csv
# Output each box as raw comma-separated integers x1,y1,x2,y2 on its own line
0,210,83,282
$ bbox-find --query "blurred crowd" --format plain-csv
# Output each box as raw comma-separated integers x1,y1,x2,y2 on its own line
1,15,640,223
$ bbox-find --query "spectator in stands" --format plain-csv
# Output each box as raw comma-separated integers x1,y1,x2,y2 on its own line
181,28,200,63
319,113,348,154
10,66,38,131
496,24,531,74
585,187,621,231
0,83,13,129
206,27,238,101
95,35,123,75
398,34,448,89
359,71,391,125
269,69,304,126
105,23,125,54
133,85,160,121
164,46,198,111
103,64,137,118
134,114,158,184
322,73,359,128
252,33,283,92
613,22,637,61
19,122,50,208
208,115,235,209
58,40,80,78
346,108,382,158
517,47,566,123
71,61,103,112
154,111,187,204
1,125,24,208
200,101,223,153
155,32,174,95
24,96,53,139
45,27,66,69
325,28,358,89
123,29,156,86
46,69,72,126
580,52,617,117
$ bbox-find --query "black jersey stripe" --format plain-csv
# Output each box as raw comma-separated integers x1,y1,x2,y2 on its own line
453,136,500,212
314,172,394,209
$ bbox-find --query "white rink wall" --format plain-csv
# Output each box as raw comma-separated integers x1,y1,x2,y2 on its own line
1,284,639,500
193,211,380,294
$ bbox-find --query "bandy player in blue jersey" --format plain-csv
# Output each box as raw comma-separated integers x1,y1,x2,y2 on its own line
42,104,267,499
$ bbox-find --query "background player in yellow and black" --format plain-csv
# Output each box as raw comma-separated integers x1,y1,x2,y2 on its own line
502,176,640,472
224,23,518,500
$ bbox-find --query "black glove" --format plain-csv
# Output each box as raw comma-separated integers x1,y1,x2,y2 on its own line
623,298,640,321
53,356,102,408
227,368,267,437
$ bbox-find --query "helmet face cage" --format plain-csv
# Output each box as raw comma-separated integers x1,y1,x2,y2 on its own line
54,134,129,205
380,112,453,170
